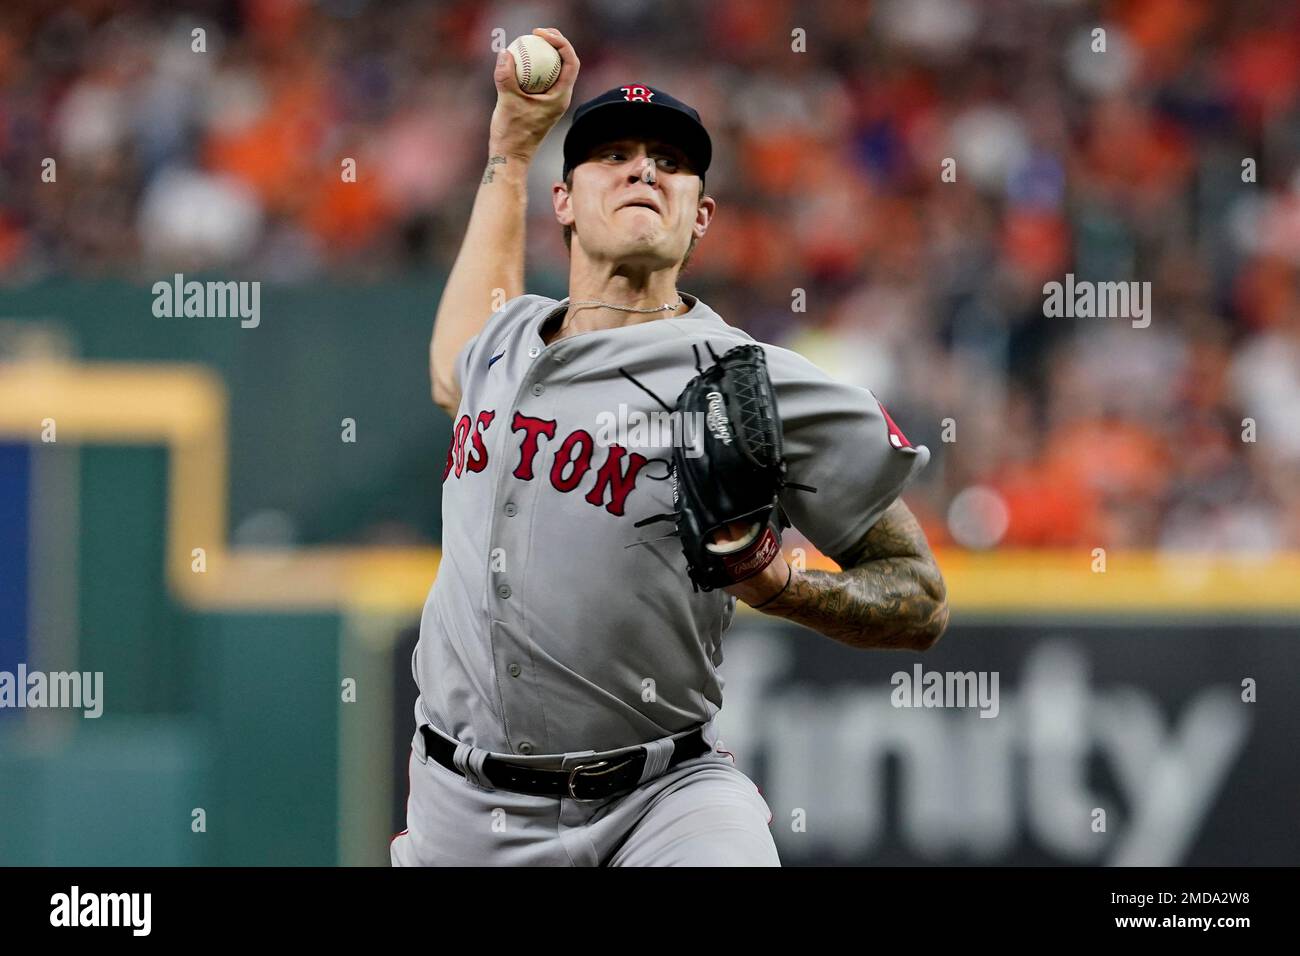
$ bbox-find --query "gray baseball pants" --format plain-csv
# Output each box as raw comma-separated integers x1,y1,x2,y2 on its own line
390,720,780,866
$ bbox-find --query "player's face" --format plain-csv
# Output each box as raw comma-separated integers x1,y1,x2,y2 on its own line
563,137,710,269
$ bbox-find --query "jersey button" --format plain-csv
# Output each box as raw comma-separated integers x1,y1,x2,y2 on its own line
507,663,521,678
527,346,541,358
503,502,518,517
531,383,545,396
497,584,512,599
518,741,535,755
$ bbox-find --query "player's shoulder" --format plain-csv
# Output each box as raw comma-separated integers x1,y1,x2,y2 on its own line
670,300,837,386
462,292,561,360
486,292,561,336
755,341,838,387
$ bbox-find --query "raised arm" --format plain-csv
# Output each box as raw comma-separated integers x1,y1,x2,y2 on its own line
727,499,949,651
429,27,579,415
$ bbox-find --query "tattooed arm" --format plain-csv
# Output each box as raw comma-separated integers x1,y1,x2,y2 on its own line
725,499,949,651
430,28,579,415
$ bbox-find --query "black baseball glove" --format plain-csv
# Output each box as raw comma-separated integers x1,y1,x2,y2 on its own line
630,343,815,592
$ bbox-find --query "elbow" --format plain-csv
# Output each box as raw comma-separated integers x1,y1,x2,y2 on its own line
431,370,460,417
912,570,949,652
431,381,452,414
913,599,949,652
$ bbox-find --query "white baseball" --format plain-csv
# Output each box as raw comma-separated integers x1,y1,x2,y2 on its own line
507,35,562,94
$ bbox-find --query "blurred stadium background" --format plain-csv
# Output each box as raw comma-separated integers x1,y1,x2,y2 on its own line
1,0,1298,865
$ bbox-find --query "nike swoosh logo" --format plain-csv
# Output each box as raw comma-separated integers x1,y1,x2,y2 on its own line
488,352,505,369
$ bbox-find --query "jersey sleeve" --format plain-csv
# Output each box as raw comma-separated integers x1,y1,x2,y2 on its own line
764,345,931,563
449,294,551,393
452,331,480,393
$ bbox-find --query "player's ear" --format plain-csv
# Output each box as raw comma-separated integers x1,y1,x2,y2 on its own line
692,192,716,239
553,180,575,227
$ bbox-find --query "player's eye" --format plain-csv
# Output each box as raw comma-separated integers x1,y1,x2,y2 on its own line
655,156,680,171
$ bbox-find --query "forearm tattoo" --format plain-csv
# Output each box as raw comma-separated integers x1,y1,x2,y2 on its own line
482,155,507,184
763,500,949,651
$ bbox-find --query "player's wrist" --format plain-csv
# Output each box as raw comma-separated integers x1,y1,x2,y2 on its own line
728,556,795,611
748,564,795,611
486,141,537,166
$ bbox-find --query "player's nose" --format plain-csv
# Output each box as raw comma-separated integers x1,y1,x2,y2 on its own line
627,158,657,184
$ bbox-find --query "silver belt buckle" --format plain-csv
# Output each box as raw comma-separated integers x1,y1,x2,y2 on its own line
567,754,640,802
566,760,610,802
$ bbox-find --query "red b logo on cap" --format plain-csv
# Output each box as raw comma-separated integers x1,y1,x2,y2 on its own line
621,85,654,102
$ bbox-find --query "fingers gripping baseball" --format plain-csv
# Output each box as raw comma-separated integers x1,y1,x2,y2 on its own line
490,27,580,161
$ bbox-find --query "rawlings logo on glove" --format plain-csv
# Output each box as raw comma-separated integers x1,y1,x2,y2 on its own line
627,343,815,592
705,391,732,445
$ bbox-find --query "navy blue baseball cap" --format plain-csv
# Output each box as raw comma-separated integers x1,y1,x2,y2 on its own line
562,84,712,182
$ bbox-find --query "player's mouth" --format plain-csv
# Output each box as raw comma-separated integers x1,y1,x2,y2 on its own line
617,197,662,215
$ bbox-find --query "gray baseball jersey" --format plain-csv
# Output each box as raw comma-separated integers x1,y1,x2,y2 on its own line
413,291,930,757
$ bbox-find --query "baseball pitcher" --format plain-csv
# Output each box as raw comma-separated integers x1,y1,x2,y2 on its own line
391,27,949,867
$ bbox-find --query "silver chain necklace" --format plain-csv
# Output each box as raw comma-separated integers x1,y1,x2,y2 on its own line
566,295,685,314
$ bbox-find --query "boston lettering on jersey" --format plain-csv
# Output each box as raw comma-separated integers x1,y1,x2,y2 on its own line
442,408,655,517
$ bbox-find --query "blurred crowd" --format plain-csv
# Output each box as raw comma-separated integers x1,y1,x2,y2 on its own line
2,0,1299,551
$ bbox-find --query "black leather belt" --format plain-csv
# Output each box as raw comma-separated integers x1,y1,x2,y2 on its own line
420,725,712,801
